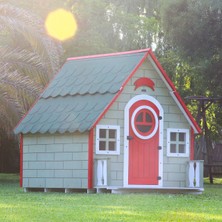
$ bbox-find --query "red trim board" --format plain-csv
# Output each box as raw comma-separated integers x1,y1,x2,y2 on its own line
148,50,201,134
67,48,150,61
91,48,201,134
190,128,195,160
20,134,23,187
92,49,151,128
15,48,201,135
148,50,177,91
134,77,155,91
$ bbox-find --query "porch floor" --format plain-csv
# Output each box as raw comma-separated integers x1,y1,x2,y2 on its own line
96,187,204,195
23,187,204,195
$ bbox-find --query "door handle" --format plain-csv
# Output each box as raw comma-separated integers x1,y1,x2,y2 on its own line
127,136,133,140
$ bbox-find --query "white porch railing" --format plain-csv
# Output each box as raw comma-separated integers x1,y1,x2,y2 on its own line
187,160,204,188
96,159,107,187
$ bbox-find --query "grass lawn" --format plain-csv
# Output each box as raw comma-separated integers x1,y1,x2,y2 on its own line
0,174,222,222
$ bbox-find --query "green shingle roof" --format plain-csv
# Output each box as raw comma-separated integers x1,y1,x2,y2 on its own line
14,50,148,134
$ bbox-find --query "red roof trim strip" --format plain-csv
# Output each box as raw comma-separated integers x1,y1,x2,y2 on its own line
148,50,176,91
67,48,150,61
190,127,195,160
20,134,23,187
91,49,151,128
91,48,201,134
148,50,202,134
174,91,202,134
15,48,201,135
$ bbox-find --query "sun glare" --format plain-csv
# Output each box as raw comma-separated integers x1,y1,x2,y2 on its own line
45,9,77,41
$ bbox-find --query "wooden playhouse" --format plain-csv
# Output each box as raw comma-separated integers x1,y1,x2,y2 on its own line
15,48,204,194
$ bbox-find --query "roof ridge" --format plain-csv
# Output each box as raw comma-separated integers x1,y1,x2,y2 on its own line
67,48,151,61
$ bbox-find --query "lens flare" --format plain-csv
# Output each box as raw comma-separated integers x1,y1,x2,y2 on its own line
45,9,77,41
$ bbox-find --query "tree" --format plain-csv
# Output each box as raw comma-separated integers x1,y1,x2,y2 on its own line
61,0,160,57
160,0,222,97
0,0,162,130
0,3,63,172
0,3,63,131
160,0,222,129
159,0,222,179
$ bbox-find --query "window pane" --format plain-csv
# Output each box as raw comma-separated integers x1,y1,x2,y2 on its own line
109,129,116,139
179,144,185,153
109,142,116,151
137,125,151,133
170,144,176,153
99,141,106,150
170,133,177,141
99,129,106,138
179,133,185,142
136,113,143,122
96,125,120,155
146,113,152,122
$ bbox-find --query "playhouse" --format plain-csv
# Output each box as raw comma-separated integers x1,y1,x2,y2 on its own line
15,48,204,193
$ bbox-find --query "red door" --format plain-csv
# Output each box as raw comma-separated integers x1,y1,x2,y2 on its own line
128,99,159,185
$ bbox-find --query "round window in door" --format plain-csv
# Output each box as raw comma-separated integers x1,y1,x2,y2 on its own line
131,105,158,140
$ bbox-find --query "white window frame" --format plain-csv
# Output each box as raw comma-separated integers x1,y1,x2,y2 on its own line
96,125,120,155
167,128,190,157
131,105,159,140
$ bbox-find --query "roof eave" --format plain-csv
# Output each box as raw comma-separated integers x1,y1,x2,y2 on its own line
13,60,68,135
148,51,202,134
90,49,152,129
67,48,151,61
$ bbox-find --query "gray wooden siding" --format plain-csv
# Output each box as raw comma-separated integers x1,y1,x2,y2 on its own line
23,133,88,189
95,59,190,188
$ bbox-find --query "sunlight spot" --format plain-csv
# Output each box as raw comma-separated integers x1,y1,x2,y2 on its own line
170,211,222,221
45,9,77,41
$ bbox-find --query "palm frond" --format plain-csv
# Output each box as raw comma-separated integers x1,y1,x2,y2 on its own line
0,65,41,96
0,90,22,128
0,3,63,76
0,47,49,85
0,3,64,133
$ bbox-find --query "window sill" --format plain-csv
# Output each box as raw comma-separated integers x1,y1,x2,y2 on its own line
167,154,189,158
96,151,120,155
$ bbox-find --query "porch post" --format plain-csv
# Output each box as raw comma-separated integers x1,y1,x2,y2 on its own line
187,160,204,188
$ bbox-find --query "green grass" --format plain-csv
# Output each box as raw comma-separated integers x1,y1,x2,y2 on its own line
0,174,222,222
